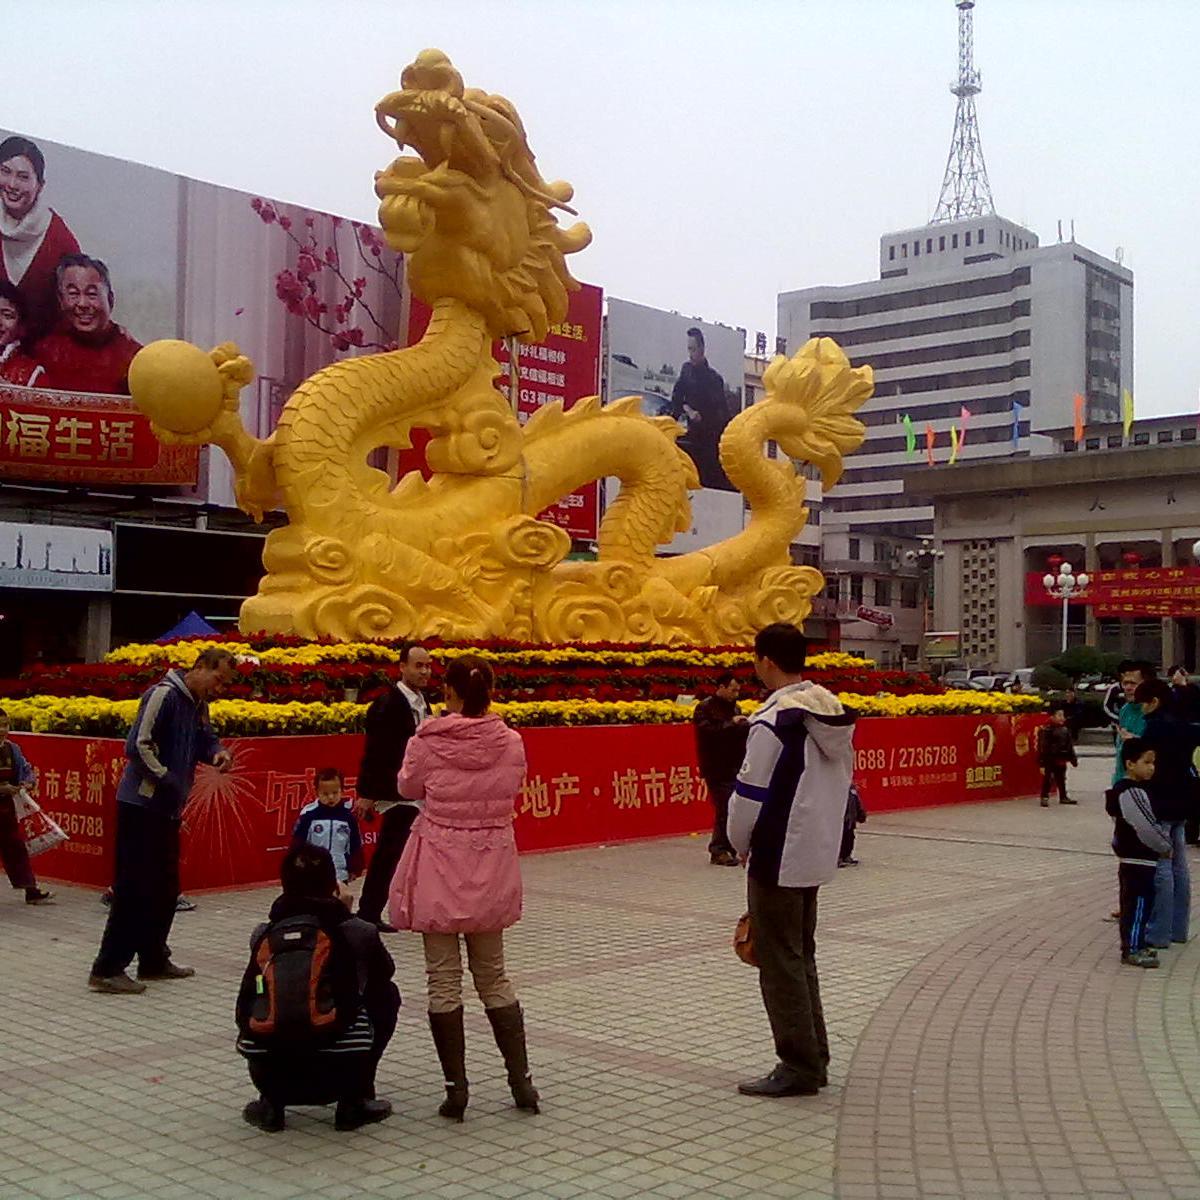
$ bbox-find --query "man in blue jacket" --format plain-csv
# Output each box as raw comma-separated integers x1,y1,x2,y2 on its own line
89,647,236,994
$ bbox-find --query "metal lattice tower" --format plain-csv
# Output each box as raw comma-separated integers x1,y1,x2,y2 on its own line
931,0,995,223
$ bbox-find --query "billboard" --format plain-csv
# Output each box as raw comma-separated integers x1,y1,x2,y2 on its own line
0,129,403,497
0,521,112,591
604,298,745,554
405,282,603,541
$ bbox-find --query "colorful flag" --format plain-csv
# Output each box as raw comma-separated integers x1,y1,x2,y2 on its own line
925,423,936,466
959,405,971,447
902,413,916,458
1073,393,1085,442
1122,388,1135,439
949,425,960,465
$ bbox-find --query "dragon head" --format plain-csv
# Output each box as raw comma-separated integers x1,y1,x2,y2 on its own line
374,49,592,342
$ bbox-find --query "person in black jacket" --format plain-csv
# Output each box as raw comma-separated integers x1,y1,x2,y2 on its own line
1169,665,1200,722
1038,708,1078,807
1105,738,1170,968
355,645,432,929
692,672,749,865
238,845,399,1132
670,327,732,490
1135,679,1198,948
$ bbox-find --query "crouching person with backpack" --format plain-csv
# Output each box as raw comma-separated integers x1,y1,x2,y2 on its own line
236,845,400,1132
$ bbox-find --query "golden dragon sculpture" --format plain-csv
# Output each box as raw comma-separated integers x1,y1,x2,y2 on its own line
127,49,872,645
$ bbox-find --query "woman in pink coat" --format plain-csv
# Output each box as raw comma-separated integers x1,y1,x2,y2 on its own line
388,655,538,1122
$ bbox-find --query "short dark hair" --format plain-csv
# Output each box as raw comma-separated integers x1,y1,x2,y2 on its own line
193,647,236,671
56,253,115,306
1134,679,1172,708
315,766,343,786
686,326,705,349
444,654,493,717
398,642,423,663
754,622,807,674
0,136,45,184
715,671,735,687
280,844,337,899
1169,664,1189,676
1119,660,1155,682
0,280,27,322
1051,706,1066,717
1121,737,1153,767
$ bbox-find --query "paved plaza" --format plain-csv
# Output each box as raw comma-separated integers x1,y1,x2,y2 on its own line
4,751,1199,1200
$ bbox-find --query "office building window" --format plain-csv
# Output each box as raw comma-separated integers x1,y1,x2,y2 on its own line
1157,431,1173,444
939,236,946,251
914,241,920,256
900,580,919,609
849,575,864,604
901,243,908,258
875,579,892,606
1107,435,1123,449
952,233,959,248
926,238,933,253
1183,428,1197,442
1085,437,1101,450
965,231,972,247
888,245,896,261
848,537,860,560
1133,432,1150,446
978,228,985,244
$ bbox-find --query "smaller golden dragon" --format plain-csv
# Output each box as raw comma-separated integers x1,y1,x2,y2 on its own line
128,49,872,645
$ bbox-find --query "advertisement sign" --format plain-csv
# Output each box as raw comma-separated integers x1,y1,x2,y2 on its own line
0,128,403,497
605,297,746,555
1024,567,1200,618
25,714,1045,892
923,631,961,659
0,521,112,591
855,605,895,628
404,283,603,540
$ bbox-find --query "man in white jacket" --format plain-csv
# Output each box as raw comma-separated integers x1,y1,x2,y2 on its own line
728,622,856,1097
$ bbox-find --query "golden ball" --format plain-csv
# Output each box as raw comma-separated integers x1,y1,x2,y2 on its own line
128,340,224,435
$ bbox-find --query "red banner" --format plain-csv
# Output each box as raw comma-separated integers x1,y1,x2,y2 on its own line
403,284,602,540
0,383,199,485
21,714,1046,892
851,712,1046,812
1025,567,1200,618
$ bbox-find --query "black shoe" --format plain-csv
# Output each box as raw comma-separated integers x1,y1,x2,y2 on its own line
100,890,113,908
334,1098,392,1131
137,962,196,980
709,851,739,866
737,1064,819,1097
838,857,859,867
175,895,197,912
242,1098,284,1132
1040,797,1049,807
1059,798,1078,805
376,921,398,933
24,887,54,904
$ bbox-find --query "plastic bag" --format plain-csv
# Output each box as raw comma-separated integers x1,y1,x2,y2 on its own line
12,789,67,858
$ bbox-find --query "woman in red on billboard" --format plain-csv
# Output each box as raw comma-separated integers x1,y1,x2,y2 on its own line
0,136,80,340
0,281,46,387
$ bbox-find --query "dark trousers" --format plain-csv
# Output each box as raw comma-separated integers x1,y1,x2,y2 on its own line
839,823,856,862
0,793,35,890
357,804,418,924
1040,763,1069,800
707,781,735,857
747,875,828,1088
248,983,400,1106
92,804,180,977
1118,862,1157,955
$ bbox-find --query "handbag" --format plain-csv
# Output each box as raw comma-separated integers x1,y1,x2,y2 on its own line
733,912,757,966
13,789,68,858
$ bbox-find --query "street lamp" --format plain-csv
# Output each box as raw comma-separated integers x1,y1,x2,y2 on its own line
1042,562,1089,653
905,538,945,653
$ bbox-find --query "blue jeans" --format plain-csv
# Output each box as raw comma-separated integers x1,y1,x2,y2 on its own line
1147,821,1191,946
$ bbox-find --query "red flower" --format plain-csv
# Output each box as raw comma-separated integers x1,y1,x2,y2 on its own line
324,246,340,268
296,252,320,279
304,215,316,229
258,203,278,225
353,277,366,296
345,327,365,347
250,197,263,213
279,215,292,231
275,270,305,307
331,332,350,351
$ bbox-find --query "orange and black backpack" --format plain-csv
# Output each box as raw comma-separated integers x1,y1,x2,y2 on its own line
236,914,359,1047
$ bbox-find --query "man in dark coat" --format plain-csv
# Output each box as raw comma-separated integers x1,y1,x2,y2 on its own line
692,672,750,865
670,326,732,490
88,647,235,994
238,844,399,1133
355,644,432,929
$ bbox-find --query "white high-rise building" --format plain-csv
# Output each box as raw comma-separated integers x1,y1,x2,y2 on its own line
777,220,1133,539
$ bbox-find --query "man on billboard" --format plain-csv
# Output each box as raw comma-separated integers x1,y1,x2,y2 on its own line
34,255,142,395
0,136,80,340
670,326,731,490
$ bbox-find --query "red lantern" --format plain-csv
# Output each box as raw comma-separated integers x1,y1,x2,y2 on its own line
1046,554,1064,569
1122,551,1141,566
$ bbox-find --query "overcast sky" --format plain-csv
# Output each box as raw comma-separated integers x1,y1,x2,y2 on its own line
6,0,1198,418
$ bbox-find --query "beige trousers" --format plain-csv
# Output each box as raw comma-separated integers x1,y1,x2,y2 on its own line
423,930,518,1014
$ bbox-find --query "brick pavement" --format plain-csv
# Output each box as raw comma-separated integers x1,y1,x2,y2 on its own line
2,752,1198,1199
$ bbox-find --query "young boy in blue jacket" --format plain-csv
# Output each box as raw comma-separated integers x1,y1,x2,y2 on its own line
293,767,363,885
